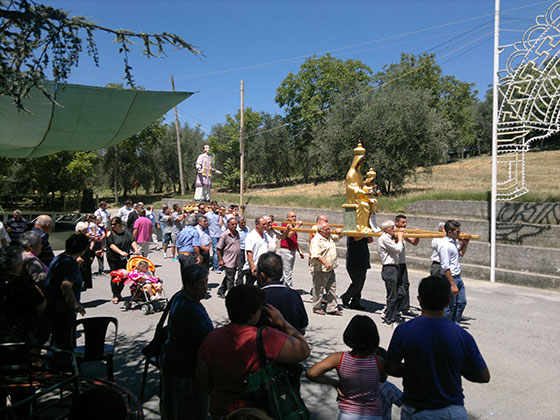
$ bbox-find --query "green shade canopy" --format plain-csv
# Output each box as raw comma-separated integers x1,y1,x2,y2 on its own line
0,82,193,158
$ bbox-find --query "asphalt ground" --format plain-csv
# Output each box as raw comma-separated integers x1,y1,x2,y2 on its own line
77,248,560,420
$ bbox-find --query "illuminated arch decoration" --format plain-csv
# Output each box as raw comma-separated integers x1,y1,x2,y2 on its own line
497,1,560,200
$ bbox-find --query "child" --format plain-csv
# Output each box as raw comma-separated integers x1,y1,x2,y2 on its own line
127,260,162,300
307,315,384,420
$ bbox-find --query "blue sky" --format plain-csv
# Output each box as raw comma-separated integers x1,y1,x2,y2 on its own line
48,0,551,136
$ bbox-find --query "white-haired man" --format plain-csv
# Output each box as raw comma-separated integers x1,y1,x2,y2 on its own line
378,219,404,327
309,222,343,316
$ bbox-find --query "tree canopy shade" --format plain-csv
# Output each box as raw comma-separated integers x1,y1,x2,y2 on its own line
0,81,193,158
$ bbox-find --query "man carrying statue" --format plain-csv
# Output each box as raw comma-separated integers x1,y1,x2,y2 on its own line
194,144,222,202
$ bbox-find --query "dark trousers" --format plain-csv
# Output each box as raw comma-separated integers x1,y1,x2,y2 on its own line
47,310,77,371
80,248,93,289
430,261,441,276
397,263,410,313
108,258,126,298
244,270,257,286
160,369,208,420
382,265,401,322
217,267,237,296
237,251,246,285
199,252,210,269
341,269,367,306
178,253,197,268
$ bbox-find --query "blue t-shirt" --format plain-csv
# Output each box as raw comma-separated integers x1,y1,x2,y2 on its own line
44,254,83,313
160,292,213,376
206,211,222,238
259,281,309,332
387,316,487,410
176,225,200,253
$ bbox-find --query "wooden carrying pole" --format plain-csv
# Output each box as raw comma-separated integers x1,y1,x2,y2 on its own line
280,221,454,235
273,225,479,240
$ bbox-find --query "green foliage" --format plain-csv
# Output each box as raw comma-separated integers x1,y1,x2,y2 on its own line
0,0,199,110
314,86,451,193
374,53,480,158
275,53,373,180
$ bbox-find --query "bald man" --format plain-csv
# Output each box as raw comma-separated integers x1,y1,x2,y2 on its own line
31,215,55,267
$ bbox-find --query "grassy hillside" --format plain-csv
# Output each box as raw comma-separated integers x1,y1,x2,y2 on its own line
180,150,560,213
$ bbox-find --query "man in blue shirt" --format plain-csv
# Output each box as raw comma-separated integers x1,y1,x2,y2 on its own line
205,201,224,273
236,215,250,285
438,220,470,325
176,215,201,267
387,275,489,420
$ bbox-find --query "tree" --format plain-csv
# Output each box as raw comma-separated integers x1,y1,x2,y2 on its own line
314,86,451,193
374,52,479,157
208,108,263,189
1,0,199,110
275,53,373,181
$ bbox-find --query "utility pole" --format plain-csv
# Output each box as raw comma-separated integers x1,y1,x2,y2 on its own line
239,80,245,215
490,0,500,283
171,75,185,196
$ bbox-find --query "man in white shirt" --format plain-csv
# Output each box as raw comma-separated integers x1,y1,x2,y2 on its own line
117,200,133,224
438,220,470,326
430,222,446,276
94,201,111,229
242,217,269,286
263,215,284,252
378,219,404,326
395,214,420,317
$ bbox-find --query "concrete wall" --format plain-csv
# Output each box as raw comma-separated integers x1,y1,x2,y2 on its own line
406,200,560,225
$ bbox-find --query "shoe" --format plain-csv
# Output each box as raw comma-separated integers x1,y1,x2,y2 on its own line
313,309,326,315
327,310,343,316
163,254,168,259
172,257,179,262
216,268,223,274
217,293,225,299
401,310,419,318
112,297,119,304
461,315,473,321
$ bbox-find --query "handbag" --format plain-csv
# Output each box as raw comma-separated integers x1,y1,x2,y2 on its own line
240,327,310,420
141,291,179,359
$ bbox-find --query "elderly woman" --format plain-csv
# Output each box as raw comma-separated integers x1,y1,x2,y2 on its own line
197,285,310,419
106,217,139,304
43,234,88,357
160,264,213,420
75,221,94,291
20,230,49,287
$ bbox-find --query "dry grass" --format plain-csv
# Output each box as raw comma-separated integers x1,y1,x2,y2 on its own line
242,150,560,200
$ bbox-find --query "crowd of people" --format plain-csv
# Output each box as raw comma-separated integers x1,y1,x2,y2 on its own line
0,203,488,420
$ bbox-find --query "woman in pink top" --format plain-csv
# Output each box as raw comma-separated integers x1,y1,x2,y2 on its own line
307,315,385,420
197,285,310,419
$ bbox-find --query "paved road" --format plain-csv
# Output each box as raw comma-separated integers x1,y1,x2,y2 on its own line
79,249,560,419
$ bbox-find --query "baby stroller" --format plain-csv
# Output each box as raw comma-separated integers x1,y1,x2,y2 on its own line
119,256,168,315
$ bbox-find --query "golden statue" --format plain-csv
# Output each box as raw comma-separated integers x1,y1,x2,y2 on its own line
343,143,382,232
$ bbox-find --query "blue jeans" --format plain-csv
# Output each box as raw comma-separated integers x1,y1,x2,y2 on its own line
445,275,466,325
211,236,220,270
401,404,467,420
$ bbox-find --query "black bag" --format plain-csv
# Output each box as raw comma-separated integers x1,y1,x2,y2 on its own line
240,327,310,420
141,291,179,359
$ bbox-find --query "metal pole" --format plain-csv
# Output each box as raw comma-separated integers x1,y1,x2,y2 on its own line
490,0,500,283
171,75,185,196
239,80,245,215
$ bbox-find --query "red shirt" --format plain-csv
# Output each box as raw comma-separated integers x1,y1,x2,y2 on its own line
198,323,287,418
280,223,299,250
